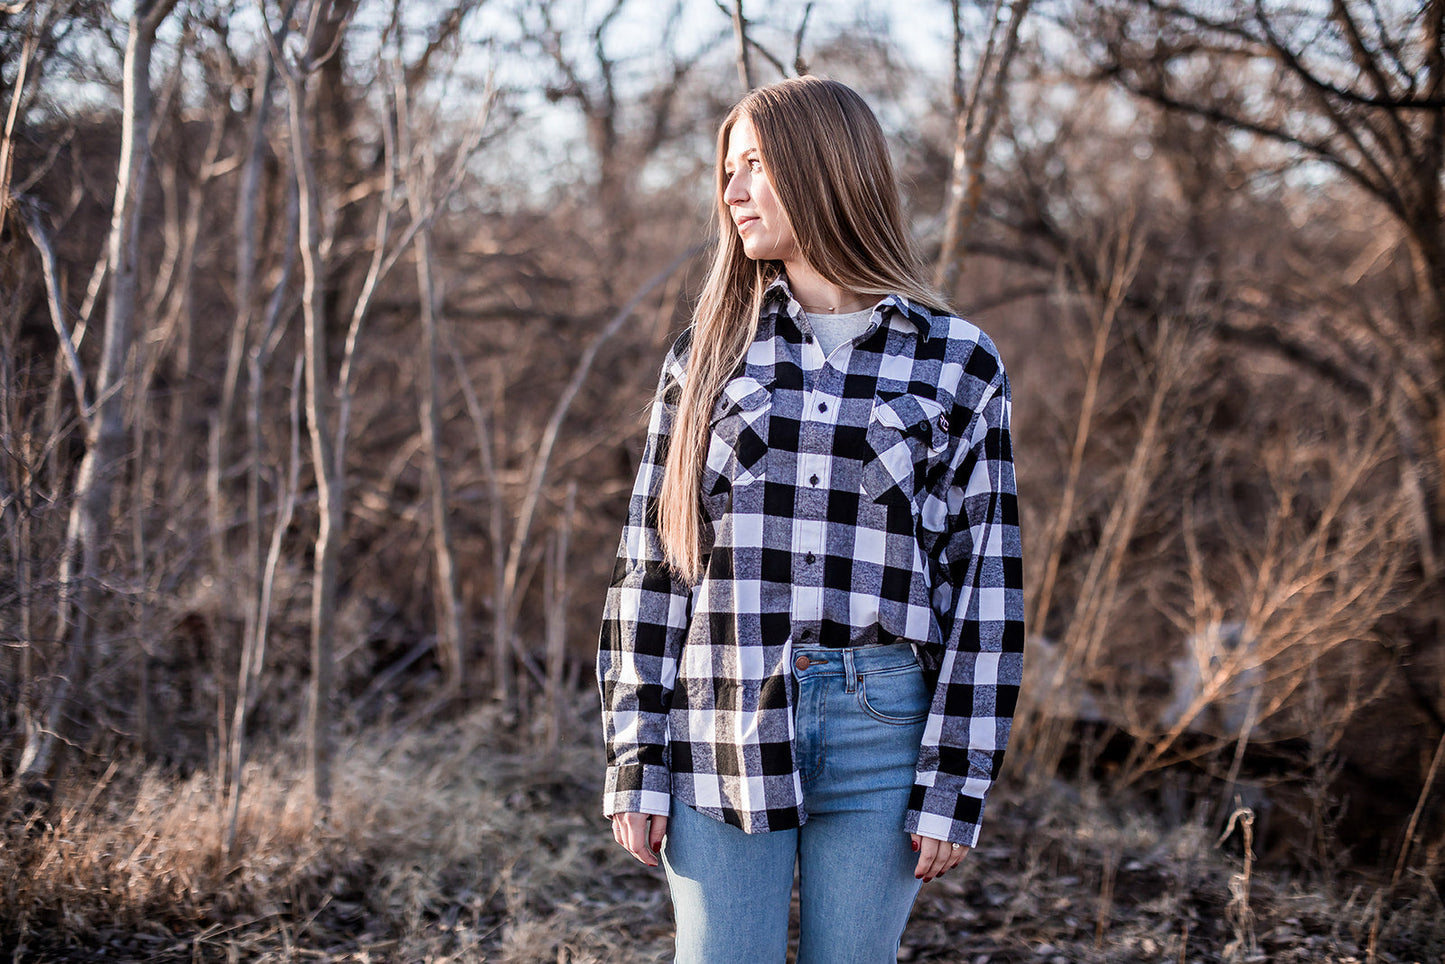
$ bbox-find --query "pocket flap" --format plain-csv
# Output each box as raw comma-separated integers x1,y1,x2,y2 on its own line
711,375,773,424
873,392,947,453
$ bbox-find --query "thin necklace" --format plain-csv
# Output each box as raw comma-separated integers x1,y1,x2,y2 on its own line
796,294,873,314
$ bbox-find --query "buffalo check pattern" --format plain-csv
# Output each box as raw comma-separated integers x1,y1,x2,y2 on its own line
599,278,1024,847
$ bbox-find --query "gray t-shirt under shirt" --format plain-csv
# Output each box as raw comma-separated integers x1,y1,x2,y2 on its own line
803,306,877,358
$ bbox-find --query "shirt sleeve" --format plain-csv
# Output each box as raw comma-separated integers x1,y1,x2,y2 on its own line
906,366,1025,847
597,343,693,819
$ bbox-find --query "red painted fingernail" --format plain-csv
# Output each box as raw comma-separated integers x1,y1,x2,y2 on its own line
911,841,919,852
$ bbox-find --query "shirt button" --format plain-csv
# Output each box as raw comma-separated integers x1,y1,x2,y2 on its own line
809,474,819,485
818,402,828,413
801,629,813,641
805,552,816,564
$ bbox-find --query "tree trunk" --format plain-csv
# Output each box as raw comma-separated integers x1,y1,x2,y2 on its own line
18,0,178,786
282,27,340,811
413,212,465,694
210,4,290,583
730,0,754,91
933,0,1030,292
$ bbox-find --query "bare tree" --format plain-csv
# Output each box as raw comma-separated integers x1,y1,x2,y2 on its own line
451,244,698,709
391,4,498,695
729,0,754,89
210,0,295,582
523,0,719,241
263,0,509,797
265,0,355,808
716,0,813,87
16,0,180,788
226,353,303,854
407,141,465,696
1083,0,1445,652
933,0,1032,291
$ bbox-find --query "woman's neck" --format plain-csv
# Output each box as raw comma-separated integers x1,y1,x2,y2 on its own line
784,259,871,314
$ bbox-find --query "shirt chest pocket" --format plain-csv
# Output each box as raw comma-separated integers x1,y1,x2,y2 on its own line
862,391,955,528
704,376,773,496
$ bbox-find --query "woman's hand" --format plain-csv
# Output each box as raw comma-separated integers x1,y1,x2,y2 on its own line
612,812,668,868
911,833,969,882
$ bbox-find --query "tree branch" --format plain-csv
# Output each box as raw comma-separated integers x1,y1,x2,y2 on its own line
17,196,90,418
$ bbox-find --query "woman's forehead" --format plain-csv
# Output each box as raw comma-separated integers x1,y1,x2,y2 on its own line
724,116,760,163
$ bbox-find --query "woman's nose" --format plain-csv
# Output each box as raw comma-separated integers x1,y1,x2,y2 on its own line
724,171,747,204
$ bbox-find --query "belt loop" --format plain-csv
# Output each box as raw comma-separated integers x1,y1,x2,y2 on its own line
843,648,858,693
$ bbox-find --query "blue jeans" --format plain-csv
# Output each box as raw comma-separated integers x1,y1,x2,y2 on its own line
661,643,929,964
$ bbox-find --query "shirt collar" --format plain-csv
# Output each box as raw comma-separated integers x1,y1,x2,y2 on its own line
762,276,941,341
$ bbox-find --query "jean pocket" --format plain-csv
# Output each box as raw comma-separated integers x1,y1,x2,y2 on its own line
857,662,930,725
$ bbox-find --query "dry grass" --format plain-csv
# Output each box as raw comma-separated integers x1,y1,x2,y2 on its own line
3,700,1442,963
2,702,673,962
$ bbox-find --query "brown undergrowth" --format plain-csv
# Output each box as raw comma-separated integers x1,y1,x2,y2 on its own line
2,701,1441,963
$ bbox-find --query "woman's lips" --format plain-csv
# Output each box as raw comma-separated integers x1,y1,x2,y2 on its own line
735,216,758,232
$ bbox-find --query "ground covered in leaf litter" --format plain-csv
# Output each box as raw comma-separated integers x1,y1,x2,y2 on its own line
3,705,1441,963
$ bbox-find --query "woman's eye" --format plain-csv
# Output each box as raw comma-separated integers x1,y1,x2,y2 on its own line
749,159,762,172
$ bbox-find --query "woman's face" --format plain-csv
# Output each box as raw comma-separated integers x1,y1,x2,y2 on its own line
723,116,798,264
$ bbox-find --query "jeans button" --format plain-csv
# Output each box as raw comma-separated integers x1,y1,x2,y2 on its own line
794,655,810,670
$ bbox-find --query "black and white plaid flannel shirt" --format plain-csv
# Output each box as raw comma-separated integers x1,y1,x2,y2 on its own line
599,277,1024,846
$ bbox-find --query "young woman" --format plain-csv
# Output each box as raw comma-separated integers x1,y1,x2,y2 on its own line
598,76,1024,963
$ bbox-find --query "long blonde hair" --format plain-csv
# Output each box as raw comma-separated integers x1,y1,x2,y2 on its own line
658,76,950,582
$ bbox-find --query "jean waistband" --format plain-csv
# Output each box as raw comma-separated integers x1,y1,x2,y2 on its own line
790,641,919,689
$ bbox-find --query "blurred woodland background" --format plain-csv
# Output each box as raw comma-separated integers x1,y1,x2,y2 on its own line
2,0,1445,959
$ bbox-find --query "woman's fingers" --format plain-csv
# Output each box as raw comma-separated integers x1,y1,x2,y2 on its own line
913,836,946,880
912,834,970,881
617,813,656,867
614,813,652,866
611,812,665,867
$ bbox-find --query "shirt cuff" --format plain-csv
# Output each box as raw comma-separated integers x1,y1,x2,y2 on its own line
906,777,989,847
603,762,672,818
